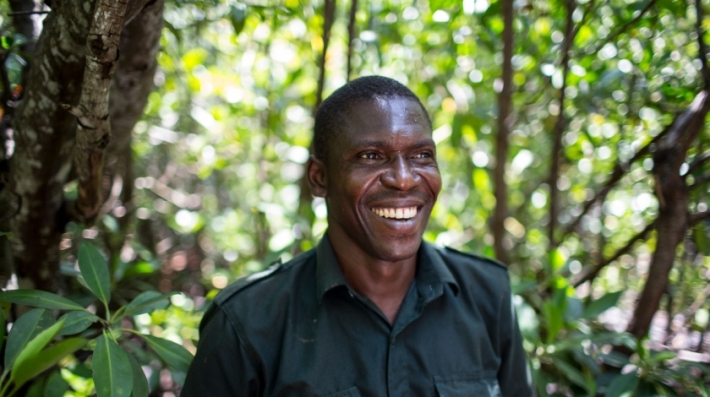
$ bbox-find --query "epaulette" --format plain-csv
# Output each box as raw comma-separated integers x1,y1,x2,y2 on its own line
214,258,283,305
443,246,509,271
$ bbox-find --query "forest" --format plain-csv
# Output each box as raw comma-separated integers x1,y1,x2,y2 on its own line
0,0,709,395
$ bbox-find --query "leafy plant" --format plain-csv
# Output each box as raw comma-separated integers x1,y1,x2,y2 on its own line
0,243,193,397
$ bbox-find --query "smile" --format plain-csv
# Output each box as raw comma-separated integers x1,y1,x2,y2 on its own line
370,206,418,220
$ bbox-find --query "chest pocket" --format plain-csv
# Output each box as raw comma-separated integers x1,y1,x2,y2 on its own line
319,386,361,397
434,373,502,397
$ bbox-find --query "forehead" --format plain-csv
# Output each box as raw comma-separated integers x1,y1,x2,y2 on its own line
338,97,431,142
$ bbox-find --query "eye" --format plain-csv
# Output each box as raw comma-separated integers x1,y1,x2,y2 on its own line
358,152,381,160
412,151,433,159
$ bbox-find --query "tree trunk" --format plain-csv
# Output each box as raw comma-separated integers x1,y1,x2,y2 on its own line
8,0,161,292
491,0,514,264
627,90,710,338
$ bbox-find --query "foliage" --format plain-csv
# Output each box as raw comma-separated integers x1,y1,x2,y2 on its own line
0,243,193,397
1,0,710,395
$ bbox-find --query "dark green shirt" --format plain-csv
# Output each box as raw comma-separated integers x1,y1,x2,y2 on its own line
183,235,533,397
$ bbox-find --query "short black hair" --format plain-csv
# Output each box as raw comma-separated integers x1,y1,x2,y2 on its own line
313,75,431,163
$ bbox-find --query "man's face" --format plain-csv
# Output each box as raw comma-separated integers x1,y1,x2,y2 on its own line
312,96,441,263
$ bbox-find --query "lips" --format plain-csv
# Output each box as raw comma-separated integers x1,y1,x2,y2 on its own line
370,206,418,220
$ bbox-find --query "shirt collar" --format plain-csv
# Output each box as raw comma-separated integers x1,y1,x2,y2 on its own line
315,233,459,299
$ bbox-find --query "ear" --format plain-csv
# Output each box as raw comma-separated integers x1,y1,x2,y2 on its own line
306,155,327,197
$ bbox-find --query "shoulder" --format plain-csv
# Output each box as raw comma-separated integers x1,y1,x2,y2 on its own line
440,246,509,274
213,249,316,308
436,245,511,296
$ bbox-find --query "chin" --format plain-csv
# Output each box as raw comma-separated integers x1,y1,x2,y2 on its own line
370,238,422,262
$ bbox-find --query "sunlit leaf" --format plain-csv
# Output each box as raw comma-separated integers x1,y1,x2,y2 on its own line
12,337,87,388
12,318,66,376
5,308,55,368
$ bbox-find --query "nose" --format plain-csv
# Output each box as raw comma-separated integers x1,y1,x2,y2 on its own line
381,155,419,191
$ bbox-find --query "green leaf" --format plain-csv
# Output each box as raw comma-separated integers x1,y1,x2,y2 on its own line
12,318,66,376
543,299,563,343
229,3,247,34
0,289,86,311
78,243,112,305
581,291,623,320
11,337,87,388
43,370,70,397
58,311,100,335
5,308,55,368
549,356,591,392
141,335,193,372
126,352,149,397
120,291,174,318
93,333,134,397
604,372,639,397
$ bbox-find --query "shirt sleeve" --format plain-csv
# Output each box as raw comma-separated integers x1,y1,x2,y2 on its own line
182,304,262,397
497,293,534,397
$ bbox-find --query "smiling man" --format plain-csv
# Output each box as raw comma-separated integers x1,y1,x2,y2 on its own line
182,76,533,397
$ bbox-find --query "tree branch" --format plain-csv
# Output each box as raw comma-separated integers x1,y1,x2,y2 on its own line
575,0,658,59
71,0,130,223
688,150,710,174
573,221,655,287
548,0,576,248
313,0,336,113
690,210,710,225
562,125,672,239
492,0,514,263
346,0,358,82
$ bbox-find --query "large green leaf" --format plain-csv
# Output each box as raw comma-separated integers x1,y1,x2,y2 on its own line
549,356,591,393
581,291,623,320
5,308,55,368
120,291,174,318
78,243,112,305
11,337,87,388
43,371,70,397
93,333,133,397
58,311,100,335
0,289,86,311
126,351,149,397
604,372,639,397
12,318,66,375
142,335,193,372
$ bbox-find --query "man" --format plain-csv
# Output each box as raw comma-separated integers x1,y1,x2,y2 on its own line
182,76,533,396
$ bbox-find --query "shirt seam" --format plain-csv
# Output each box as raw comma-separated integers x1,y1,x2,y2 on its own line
218,303,266,383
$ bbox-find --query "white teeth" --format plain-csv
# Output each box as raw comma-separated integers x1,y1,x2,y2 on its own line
371,207,418,220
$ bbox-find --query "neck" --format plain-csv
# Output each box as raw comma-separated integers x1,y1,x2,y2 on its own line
327,233,417,325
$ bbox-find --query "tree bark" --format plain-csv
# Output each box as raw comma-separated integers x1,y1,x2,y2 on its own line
491,0,514,264
8,0,159,292
104,0,165,263
9,3,94,291
627,90,710,338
